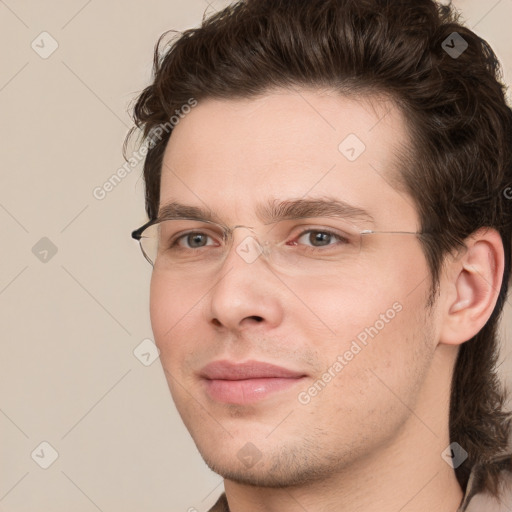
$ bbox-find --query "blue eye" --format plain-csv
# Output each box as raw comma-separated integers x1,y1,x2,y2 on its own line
174,231,219,249
294,229,350,248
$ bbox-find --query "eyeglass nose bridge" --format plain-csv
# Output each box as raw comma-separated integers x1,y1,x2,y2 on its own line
223,224,274,265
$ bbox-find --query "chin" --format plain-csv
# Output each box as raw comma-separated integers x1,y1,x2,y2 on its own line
197,442,338,489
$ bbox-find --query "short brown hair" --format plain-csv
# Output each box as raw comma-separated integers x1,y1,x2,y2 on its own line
127,0,512,498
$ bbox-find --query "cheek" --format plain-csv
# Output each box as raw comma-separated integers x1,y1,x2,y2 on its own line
149,273,169,340
314,295,432,430
301,259,431,381
149,274,203,403
149,273,193,355
292,270,405,340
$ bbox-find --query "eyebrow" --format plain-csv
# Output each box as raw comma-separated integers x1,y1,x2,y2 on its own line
157,197,374,225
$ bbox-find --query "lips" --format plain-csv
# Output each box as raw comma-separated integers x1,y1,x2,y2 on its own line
200,360,306,380
199,360,307,404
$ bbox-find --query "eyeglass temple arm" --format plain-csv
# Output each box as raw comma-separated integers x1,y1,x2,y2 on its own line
131,218,158,241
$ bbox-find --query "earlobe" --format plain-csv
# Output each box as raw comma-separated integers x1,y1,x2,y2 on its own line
439,228,504,346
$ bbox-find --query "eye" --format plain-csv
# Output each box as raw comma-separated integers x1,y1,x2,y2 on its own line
172,231,219,249
293,228,350,248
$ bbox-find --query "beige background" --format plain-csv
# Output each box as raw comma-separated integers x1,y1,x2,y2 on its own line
1,1,512,511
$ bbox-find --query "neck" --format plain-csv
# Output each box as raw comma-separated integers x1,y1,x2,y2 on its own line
223,438,463,512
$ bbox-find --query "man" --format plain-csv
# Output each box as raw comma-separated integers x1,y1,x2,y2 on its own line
129,0,512,510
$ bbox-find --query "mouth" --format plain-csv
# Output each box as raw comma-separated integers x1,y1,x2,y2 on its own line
199,360,308,404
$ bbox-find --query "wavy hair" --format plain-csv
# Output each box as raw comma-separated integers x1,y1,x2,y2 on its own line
126,0,512,498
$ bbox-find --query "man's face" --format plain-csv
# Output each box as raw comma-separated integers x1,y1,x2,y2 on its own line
150,89,439,486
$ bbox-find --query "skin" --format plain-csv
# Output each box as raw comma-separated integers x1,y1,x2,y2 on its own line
149,88,503,512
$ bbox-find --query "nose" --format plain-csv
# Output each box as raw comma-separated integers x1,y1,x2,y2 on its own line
207,225,285,332
224,225,264,266
225,224,278,268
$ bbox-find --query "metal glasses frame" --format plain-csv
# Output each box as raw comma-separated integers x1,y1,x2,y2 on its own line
131,216,425,267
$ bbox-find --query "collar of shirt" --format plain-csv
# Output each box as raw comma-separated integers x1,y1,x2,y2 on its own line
207,453,512,512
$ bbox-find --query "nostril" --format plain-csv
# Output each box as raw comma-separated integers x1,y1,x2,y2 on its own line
211,316,262,327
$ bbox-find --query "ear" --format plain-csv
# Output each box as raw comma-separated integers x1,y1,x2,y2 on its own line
438,228,504,346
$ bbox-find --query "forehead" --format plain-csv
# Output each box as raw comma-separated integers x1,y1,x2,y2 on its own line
159,88,418,230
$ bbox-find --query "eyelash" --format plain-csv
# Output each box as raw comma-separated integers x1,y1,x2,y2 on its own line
171,227,350,250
